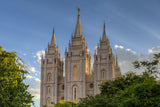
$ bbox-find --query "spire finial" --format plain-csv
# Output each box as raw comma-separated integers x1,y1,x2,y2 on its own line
74,8,82,37
78,8,80,15
53,28,54,33
51,28,56,46
102,22,108,42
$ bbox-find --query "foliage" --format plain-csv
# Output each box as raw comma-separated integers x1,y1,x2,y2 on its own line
42,100,76,107
0,46,34,107
78,73,160,107
133,53,160,75
100,71,155,97
118,79,160,107
77,53,160,107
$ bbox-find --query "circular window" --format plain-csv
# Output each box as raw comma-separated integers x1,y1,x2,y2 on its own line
89,83,94,88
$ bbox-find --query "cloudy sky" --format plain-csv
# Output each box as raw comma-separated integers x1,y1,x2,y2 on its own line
0,0,160,106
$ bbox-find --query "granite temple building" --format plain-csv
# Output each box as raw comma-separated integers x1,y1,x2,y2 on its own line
40,9,121,106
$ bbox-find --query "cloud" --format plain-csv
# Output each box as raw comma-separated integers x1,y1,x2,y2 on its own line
35,78,41,83
29,88,40,99
148,46,160,54
26,75,35,79
115,45,160,75
94,46,97,50
23,53,27,56
115,45,138,74
28,66,37,73
115,45,124,49
36,50,45,65
126,48,136,54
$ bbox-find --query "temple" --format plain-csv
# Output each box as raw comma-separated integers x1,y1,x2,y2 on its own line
40,9,121,106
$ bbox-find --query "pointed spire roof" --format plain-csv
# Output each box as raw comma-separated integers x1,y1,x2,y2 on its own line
102,23,108,42
74,8,82,37
50,28,56,46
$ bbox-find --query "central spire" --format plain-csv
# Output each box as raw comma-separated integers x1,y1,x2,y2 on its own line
74,8,82,37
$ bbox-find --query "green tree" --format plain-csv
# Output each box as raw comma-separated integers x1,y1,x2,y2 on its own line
42,100,76,107
0,46,34,107
118,79,160,107
78,53,160,107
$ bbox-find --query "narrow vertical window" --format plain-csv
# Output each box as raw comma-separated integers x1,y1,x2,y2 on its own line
73,66,78,80
47,97,51,106
102,70,105,79
73,86,78,102
48,86,51,95
74,88,76,100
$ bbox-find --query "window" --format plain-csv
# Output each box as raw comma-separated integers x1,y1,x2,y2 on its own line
47,86,51,95
89,83,94,88
47,97,51,106
73,66,78,80
102,70,105,79
54,58,56,64
62,84,64,90
73,85,78,102
109,55,111,60
47,73,51,81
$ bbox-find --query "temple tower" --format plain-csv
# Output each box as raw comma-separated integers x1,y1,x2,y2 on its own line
40,31,64,106
64,8,92,102
93,24,119,95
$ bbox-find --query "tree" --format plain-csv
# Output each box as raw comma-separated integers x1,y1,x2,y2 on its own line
42,100,76,107
78,53,160,107
0,46,34,107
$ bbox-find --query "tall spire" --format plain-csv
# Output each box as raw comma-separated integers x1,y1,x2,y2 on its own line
102,23,108,42
51,28,56,46
74,8,82,37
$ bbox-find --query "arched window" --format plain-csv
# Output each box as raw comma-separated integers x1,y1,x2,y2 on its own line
47,97,51,106
47,86,51,95
73,85,78,102
73,66,78,80
102,70,105,80
47,73,51,81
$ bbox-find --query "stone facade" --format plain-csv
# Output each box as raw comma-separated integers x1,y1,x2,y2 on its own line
40,9,121,106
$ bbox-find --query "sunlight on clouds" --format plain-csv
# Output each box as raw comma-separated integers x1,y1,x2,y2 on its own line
26,75,35,79
115,45,136,55
28,66,37,73
35,78,41,83
148,46,160,54
126,48,136,54
115,45,124,49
